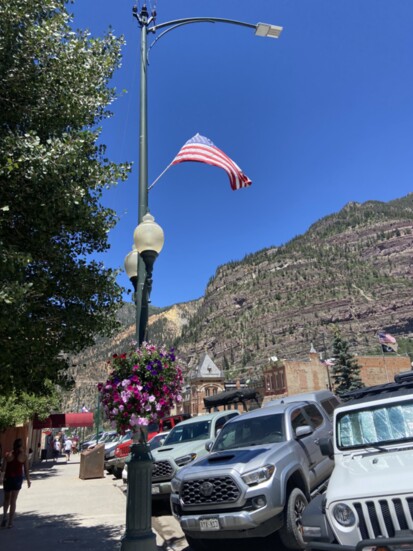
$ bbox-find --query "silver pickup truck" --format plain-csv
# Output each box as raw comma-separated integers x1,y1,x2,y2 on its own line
170,400,334,550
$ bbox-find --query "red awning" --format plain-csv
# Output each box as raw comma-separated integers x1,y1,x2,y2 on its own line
33,412,94,429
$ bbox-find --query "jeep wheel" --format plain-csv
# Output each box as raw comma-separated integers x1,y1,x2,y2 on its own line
279,488,308,550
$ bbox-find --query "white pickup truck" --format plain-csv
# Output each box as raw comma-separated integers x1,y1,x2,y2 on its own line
302,373,413,550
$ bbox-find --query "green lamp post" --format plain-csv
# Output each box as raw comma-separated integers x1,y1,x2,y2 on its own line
122,214,164,551
121,5,283,551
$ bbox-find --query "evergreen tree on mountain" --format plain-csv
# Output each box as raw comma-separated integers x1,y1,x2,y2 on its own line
0,0,130,427
331,330,364,396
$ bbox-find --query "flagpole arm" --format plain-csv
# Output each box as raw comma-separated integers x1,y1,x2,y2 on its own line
148,163,173,191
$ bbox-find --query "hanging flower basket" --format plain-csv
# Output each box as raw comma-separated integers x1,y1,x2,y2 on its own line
98,342,183,436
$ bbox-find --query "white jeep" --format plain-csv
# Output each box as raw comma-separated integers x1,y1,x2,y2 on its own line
302,373,413,550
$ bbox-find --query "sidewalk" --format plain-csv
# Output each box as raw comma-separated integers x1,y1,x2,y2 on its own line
0,455,188,551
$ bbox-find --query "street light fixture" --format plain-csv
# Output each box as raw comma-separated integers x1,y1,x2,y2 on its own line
122,5,283,551
255,22,283,38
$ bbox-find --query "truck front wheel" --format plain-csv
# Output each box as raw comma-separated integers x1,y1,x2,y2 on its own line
279,488,308,550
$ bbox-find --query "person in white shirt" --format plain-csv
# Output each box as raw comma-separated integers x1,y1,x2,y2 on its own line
64,438,73,462
53,439,61,461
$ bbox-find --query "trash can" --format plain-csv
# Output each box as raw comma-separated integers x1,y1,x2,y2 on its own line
79,443,105,480
41,449,47,461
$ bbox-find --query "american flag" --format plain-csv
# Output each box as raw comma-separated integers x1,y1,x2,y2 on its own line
377,332,398,353
171,133,252,191
377,332,397,345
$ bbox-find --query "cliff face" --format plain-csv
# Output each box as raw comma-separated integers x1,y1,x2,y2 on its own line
174,194,413,371
68,194,413,410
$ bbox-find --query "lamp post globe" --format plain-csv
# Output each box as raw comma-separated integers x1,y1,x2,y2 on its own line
124,246,138,291
133,212,165,255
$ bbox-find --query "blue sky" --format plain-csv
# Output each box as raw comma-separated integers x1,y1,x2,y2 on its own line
71,1,413,308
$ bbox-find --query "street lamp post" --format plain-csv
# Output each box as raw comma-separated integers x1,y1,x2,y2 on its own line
122,213,164,551
121,5,283,551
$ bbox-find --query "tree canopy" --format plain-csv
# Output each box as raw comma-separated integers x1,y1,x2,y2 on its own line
0,0,130,425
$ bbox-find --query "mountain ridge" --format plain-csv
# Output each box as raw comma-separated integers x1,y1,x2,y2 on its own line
65,193,413,410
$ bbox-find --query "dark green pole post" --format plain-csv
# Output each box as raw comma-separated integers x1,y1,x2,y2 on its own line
135,3,149,346
121,6,157,551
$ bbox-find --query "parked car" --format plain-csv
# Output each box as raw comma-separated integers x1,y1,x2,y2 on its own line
87,430,118,450
122,431,170,484
105,431,132,473
151,411,240,501
302,373,413,550
171,400,334,550
79,430,106,450
264,389,340,420
105,413,191,479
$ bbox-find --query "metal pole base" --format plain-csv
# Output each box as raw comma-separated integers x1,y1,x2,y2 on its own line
120,440,157,551
120,531,157,551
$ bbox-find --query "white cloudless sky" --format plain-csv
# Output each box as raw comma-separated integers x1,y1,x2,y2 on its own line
71,0,413,307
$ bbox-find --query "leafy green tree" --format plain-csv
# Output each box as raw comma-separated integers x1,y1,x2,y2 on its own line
0,0,130,425
331,331,364,395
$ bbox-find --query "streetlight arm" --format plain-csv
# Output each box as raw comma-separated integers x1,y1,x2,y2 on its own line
147,17,282,62
151,16,259,33
148,20,218,62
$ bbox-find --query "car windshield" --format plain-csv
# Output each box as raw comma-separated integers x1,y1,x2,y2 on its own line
104,433,118,443
337,399,413,450
121,431,131,442
214,414,285,451
149,433,167,451
164,420,211,445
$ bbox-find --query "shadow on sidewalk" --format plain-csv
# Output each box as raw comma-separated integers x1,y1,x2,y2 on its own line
0,511,122,551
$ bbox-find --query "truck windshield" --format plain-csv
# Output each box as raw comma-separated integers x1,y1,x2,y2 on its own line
163,420,211,445
214,414,285,451
337,399,413,450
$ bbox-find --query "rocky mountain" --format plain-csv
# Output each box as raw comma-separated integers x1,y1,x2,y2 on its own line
66,194,413,410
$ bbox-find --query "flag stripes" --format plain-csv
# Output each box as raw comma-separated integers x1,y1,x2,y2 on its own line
171,133,252,191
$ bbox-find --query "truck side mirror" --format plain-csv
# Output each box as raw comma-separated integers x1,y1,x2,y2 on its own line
205,440,214,452
295,425,313,438
319,437,334,458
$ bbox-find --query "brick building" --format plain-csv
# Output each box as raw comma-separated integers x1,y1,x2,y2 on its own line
181,353,225,416
263,346,412,402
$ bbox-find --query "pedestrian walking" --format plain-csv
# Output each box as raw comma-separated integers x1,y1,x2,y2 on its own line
53,438,61,461
64,437,73,461
1,438,31,528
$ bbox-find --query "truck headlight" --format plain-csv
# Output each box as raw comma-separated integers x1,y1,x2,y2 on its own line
332,503,356,527
175,453,197,467
171,477,182,493
241,464,275,486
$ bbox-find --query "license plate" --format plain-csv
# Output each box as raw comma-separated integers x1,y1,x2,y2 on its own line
152,485,160,494
199,518,220,531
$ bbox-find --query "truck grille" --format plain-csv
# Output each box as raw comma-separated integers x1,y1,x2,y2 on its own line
352,496,413,538
153,460,174,481
181,476,240,505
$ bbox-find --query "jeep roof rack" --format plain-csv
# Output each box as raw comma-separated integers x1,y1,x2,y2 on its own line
340,370,413,402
